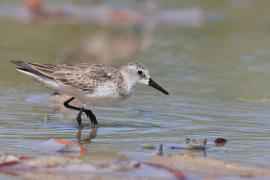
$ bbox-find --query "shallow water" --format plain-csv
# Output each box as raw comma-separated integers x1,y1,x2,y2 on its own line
1,0,270,174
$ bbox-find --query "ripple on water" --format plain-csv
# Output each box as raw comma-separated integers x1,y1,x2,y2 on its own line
1,80,270,168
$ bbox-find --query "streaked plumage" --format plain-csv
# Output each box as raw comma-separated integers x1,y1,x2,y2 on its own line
10,60,169,127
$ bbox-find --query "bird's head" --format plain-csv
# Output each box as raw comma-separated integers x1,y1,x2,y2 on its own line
120,62,169,95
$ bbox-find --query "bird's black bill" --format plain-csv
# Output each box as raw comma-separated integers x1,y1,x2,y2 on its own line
148,78,169,95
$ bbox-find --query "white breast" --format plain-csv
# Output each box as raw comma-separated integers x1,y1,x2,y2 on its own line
87,81,118,98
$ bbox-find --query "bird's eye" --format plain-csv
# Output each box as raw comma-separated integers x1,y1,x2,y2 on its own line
137,70,143,75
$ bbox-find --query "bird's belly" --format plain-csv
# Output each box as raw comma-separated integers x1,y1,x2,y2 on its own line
89,84,118,98
83,83,122,105
52,81,125,105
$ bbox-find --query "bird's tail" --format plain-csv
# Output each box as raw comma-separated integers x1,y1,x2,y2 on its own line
10,60,53,79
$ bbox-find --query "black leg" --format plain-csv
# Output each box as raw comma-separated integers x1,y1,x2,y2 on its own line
84,109,98,127
63,97,98,127
76,107,84,127
63,97,80,111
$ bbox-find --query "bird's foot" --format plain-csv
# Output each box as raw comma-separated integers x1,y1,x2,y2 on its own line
90,123,98,129
84,109,98,128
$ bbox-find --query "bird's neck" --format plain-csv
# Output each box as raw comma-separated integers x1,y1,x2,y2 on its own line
117,72,135,96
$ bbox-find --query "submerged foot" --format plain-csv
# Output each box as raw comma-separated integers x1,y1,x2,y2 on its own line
90,123,98,129
84,109,98,128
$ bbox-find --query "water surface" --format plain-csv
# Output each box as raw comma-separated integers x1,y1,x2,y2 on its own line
1,0,270,172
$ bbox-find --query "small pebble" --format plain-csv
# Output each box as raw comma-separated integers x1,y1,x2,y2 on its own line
214,138,227,146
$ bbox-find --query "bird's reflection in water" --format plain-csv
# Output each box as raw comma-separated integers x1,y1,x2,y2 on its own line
76,127,98,144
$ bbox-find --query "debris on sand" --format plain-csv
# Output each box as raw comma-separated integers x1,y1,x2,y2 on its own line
184,138,207,149
0,154,184,179
26,139,85,154
148,155,270,179
169,138,208,151
1,152,270,179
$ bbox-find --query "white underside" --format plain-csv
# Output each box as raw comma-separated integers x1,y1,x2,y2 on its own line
17,69,125,105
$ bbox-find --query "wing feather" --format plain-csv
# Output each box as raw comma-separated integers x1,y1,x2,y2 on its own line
11,60,117,93
52,64,117,92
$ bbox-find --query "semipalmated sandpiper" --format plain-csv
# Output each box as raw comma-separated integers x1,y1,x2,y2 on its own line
10,60,169,127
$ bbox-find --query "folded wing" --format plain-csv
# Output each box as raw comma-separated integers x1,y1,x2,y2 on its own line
10,60,117,93
52,64,117,92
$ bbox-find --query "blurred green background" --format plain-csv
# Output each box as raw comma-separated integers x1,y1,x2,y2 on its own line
1,0,270,170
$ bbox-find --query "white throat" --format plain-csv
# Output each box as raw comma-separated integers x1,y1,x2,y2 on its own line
122,72,137,90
